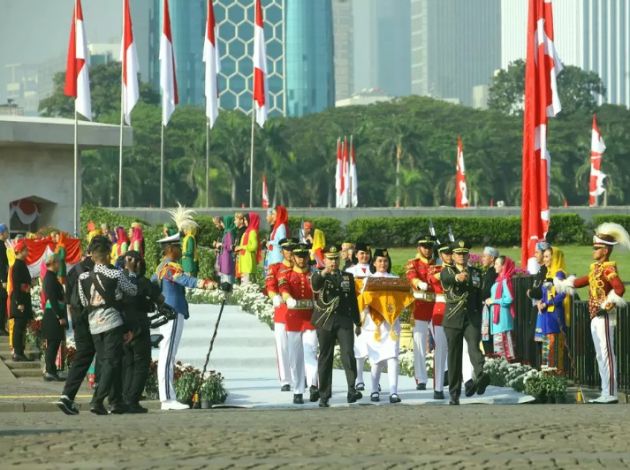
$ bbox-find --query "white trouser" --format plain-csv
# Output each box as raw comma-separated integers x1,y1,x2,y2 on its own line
274,322,290,386
240,273,250,285
591,314,617,397
303,329,318,388
158,313,185,402
430,321,448,392
356,357,367,386
371,358,399,395
462,338,474,383
413,320,429,384
287,331,305,395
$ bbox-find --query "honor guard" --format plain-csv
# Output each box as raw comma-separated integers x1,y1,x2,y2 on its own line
406,234,436,390
265,237,298,391
562,223,629,404
278,243,319,404
440,240,490,405
311,245,362,407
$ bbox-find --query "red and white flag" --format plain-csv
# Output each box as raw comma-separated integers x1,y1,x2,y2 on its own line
349,136,358,207
203,0,220,128
160,0,178,126
122,0,139,125
455,136,469,208
589,114,607,207
335,138,342,208
262,174,270,208
253,0,268,127
521,0,562,272
64,0,91,120
340,136,349,207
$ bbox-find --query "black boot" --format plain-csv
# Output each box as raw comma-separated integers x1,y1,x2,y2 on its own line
293,394,304,405
309,386,320,402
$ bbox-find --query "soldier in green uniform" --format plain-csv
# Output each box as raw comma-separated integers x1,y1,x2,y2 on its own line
441,240,490,405
311,245,362,407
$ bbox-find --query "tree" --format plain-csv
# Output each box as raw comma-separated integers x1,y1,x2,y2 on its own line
488,60,606,117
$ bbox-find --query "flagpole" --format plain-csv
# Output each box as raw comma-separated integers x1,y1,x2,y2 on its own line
160,124,165,208
249,106,255,208
118,81,124,209
206,119,210,208
73,107,79,236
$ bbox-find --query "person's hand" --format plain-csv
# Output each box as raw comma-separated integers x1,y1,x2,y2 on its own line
59,318,67,326
125,256,138,273
272,295,282,308
456,272,468,283
123,331,134,344
536,301,544,311
485,298,493,306
286,297,297,309
203,279,217,290
1,282,6,290
355,325,362,336
604,302,614,311
415,280,428,291
17,304,24,312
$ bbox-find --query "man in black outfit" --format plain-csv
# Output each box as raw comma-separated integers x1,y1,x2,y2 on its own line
311,245,362,407
441,240,490,405
0,224,9,336
121,252,163,413
480,246,499,355
10,239,32,361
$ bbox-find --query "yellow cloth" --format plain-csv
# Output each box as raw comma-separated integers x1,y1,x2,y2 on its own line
310,229,326,259
548,248,572,327
357,284,414,341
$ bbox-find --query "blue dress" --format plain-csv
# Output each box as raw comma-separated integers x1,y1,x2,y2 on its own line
489,280,514,335
535,273,567,339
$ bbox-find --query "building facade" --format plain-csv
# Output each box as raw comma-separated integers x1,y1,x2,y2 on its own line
332,0,354,101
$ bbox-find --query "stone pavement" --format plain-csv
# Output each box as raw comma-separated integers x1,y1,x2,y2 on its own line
1,405,630,468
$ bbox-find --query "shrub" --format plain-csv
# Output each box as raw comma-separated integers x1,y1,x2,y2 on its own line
548,213,588,244
591,215,630,235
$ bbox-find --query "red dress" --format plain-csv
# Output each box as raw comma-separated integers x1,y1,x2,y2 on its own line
405,255,435,321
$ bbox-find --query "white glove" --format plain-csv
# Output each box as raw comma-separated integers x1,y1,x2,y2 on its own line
272,295,282,308
286,297,297,309
415,280,428,291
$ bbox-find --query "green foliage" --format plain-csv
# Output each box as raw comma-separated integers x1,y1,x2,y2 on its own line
524,373,567,403
591,215,630,234
287,216,344,244
548,214,588,244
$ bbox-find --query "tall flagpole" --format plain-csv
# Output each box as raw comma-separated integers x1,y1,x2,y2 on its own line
249,107,255,208
73,108,79,235
160,124,165,208
118,0,124,208
206,119,210,207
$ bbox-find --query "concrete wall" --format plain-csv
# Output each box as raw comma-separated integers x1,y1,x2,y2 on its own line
111,206,630,227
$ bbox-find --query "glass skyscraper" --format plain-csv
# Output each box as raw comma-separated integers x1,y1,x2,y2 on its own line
285,0,335,116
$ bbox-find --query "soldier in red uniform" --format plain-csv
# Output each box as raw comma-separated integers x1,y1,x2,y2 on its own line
265,237,298,392
427,242,452,400
563,223,629,404
405,234,436,390
279,243,318,404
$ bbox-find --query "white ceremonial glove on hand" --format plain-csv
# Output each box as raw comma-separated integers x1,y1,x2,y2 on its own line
286,297,297,309
415,280,428,291
272,295,282,308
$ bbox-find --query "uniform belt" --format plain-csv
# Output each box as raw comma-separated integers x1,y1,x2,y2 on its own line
435,294,446,303
292,299,314,309
413,291,436,302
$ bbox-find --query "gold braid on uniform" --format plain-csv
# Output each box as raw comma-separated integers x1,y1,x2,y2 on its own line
313,279,340,327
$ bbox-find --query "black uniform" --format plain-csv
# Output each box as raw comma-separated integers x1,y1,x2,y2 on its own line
42,270,67,376
481,266,497,355
61,257,96,402
122,275,161,407
10,258,32,358
0,240,8,334
311,269,361,404
441,263,488,401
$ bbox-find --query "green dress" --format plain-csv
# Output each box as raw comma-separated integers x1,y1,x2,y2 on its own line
182,234,198,277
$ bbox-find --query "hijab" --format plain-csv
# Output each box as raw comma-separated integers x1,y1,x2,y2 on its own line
494,256,516,323
270,205,288,240
243,212,262,263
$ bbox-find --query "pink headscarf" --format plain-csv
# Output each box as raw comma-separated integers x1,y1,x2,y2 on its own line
493,256,516,323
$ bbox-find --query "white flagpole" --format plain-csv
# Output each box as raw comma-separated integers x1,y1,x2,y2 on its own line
118,0,125,208
206,119,210,207
249,107,255,208
73,107,79,235
160,124,165,208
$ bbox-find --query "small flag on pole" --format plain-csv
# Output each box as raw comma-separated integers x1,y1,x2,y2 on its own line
455,136,469,208
203,0,220,128
350,136,358,207
122,0,139,125
160,0,178,126
253,0,268,127
589,114,607,207
262,175,269,208
64,0,91,120
335,138,342,208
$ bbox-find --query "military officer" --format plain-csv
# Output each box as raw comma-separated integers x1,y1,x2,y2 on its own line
440,240,490,405
311,245,362,407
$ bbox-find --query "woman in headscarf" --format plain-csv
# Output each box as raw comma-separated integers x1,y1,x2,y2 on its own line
130,223,145,258
111,226,129,264
53,231,67,285
534,247,569,372
485,255,516,361
236,212,260,284
217,215,236,283
265,206,288,270
41,253,67,381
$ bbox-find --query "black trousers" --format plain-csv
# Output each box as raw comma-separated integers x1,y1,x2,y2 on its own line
62,315,95,401
317,324,357,400
0,287,7,332
122,329,151,405
444,319,485,399
91,327,123,406
43,310,65,375
12,317,28,356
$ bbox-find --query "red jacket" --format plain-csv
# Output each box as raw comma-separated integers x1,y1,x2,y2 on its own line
265,260,292,323
278,267,315,332
427,264,446,326
574,261,625,319
406,255,435,321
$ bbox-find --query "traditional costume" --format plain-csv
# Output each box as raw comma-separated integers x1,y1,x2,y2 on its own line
405,234,436,390
111,226,129,264
167,205,199,277
217,216,236,283
236,212,260,284
266,206,288,269
130,223,145,258
488,257,516,361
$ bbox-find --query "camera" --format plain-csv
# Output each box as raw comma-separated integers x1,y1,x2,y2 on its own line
148,302,177,328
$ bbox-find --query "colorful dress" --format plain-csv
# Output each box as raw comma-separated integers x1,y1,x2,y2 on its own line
535,273,567,370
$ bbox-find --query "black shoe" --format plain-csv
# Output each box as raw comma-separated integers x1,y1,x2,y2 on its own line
110,404,128,415
355,382,365,391
476,373,490,395
464,379,476,397
347,390,362,403
443,371,449,387
370,392,380,402
43,373,57,382
319,399,330,408
90,403,109,415
378,384,382,392
280,384,291,392
433,391,445,400
449,396,460,405
293,394,304,405
309,386,320,402
389,394,401,404
12,354,30,362
56,396,79,415
126,403,148,414
416,383,426,391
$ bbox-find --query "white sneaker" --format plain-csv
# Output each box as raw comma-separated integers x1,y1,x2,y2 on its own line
161,400,190,410
589,395,618,404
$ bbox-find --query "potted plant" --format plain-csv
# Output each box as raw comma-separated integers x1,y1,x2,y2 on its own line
199,371,228,408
